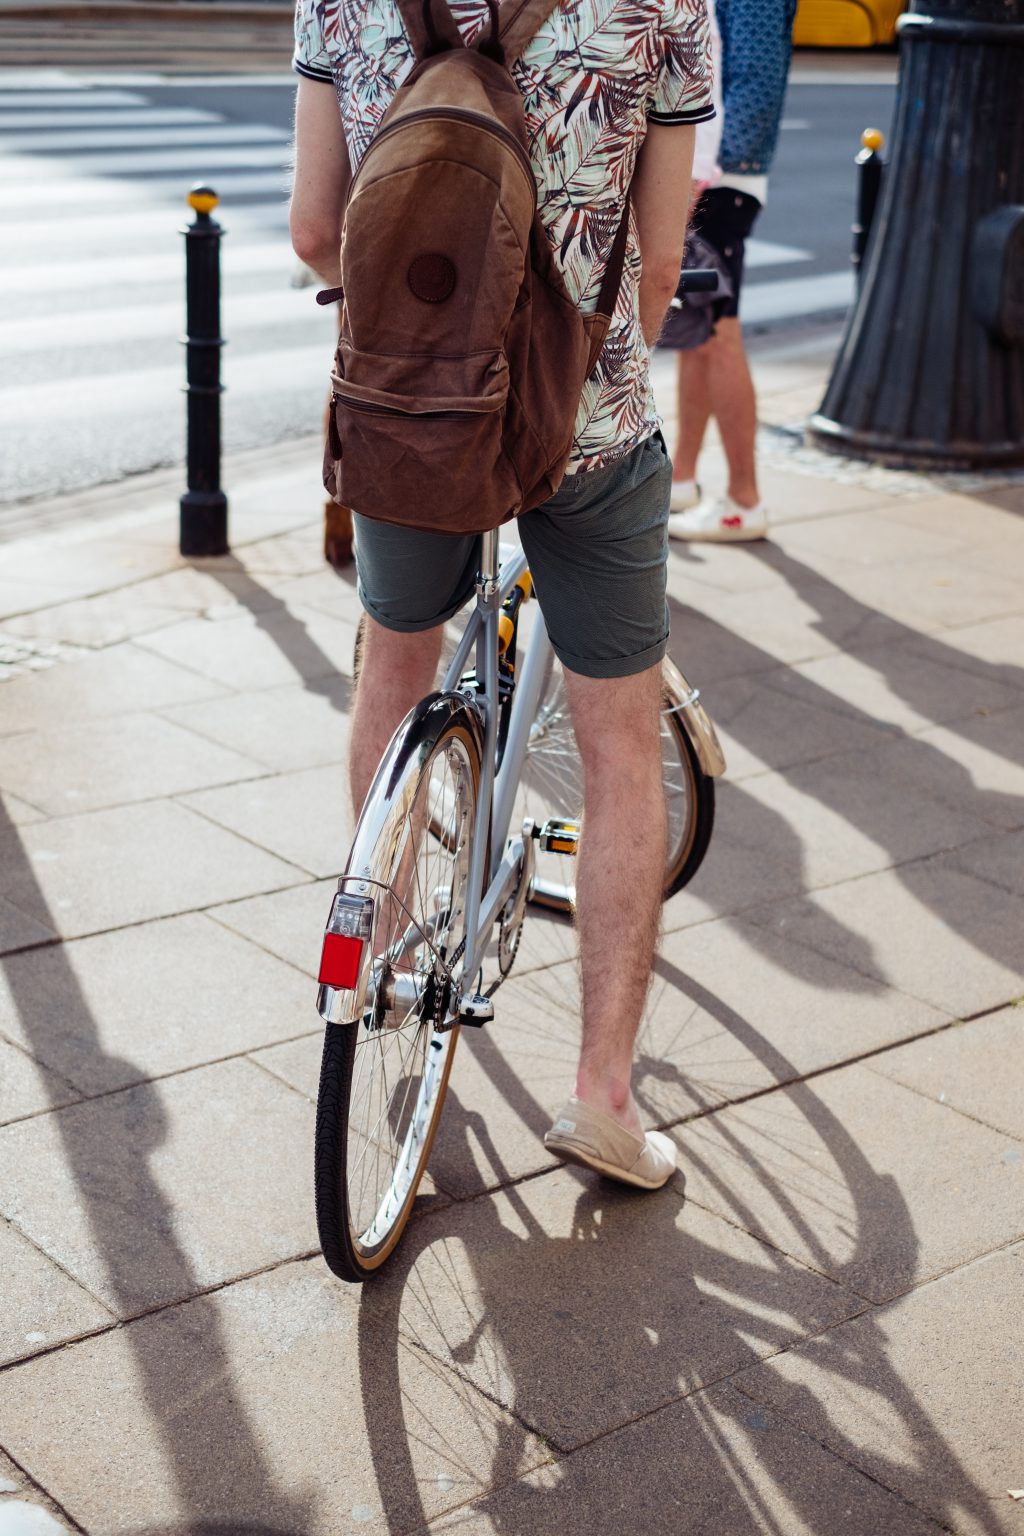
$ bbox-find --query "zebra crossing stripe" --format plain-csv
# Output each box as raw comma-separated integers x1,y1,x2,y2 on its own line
0,108,225,130
0,170,292,207
0,124,290,154
0,143,292,178
3,240,303,298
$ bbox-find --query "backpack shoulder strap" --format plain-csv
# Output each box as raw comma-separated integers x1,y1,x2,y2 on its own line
498,0,563,63
394,0,464,61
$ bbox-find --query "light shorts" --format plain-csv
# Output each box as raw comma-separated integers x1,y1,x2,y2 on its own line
353,429,672,680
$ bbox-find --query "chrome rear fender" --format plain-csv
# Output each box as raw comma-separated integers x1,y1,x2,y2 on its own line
317,691,484,1025
662,656,726,778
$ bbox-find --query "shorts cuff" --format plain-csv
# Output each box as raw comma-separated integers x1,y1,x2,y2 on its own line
357,583,470,634
554,633,669,681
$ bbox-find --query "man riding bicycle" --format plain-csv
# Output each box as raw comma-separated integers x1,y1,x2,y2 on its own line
290,0,714,1189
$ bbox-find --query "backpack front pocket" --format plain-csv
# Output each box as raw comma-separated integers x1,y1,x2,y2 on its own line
326,347,518,534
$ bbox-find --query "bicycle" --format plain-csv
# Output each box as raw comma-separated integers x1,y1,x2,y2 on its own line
313,275,726,1284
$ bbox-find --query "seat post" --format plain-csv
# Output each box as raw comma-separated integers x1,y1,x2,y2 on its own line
477,528,500,599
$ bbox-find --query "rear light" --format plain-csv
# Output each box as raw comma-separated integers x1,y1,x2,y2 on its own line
319,892,373,989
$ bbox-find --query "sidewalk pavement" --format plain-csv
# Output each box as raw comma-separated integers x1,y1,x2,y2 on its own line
1,337,1023,1536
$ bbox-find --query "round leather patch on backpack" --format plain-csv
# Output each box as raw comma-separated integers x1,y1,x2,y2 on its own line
407,253,456,303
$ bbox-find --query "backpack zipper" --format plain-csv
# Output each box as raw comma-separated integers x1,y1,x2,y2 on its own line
333,392,495,421
362,107,536,204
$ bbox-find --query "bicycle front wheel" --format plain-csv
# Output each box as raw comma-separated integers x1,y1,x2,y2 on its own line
315,698,481,1282
515,656,716,912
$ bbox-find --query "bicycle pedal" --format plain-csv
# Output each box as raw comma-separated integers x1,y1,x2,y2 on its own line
533,818,580,855
457,991,495,1027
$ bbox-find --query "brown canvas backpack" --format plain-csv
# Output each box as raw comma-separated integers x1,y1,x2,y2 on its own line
318,0,630,535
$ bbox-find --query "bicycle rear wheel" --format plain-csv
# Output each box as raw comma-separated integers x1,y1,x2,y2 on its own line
515,656,716,912
315,698,481,1282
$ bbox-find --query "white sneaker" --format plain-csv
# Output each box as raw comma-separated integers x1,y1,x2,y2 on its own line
667,494,768,543
669,478,701,513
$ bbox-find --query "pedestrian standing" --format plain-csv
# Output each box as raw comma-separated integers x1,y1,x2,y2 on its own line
661,0,797,542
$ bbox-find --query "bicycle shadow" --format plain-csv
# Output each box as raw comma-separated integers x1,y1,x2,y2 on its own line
0,798,313,1535
352,973,1004,1534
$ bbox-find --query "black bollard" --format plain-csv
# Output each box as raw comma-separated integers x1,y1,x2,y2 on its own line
809,0,1024,471
180,184,229,556
851,128,884,287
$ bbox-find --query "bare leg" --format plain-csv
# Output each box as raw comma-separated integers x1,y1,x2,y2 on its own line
349,615,443,817
705,317,760,508
563,662,666,1138
673,346,712,483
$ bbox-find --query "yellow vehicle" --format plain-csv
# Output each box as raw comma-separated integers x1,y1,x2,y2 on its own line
794,0,901,46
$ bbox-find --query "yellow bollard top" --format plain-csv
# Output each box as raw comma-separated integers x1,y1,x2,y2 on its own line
861,127,885,153
187,184,220,215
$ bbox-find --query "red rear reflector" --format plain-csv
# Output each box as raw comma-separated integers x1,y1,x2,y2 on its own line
319,932,364,989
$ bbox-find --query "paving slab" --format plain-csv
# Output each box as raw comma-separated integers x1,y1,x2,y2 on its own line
0,898,56,954
433,911,946,1201
774,506,968,572
162,676,351,774
0,1037,78,1125
0,1058,318,1316
0,644,226,736
662,751,995,931
945,827,1024,898
137,603,356,693
746,862,1024,1017
689,665,896,782
909,701,1024,819
0,791,47,826
0,913,317,1097
2,589,185,650
371,1165,860,1452
733,1244,1024,1536
877,488,1024,545
425,1381,945,1536
183,765,354,879
815,554,1024,634
0,1450,76,1535
0,714,265,817
208,876,336,976
0,1218,111,1368
654,918,945,1079
674,1065,1024,1304
0,1258,548,1536
911,613,1024,685
868,1007,1024,1143
761,639,1024,738
0,801,306,945
0,538,186,615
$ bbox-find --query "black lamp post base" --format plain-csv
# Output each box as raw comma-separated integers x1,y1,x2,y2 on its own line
179,490,229,557
810,0,1024,472
807,415,1024,473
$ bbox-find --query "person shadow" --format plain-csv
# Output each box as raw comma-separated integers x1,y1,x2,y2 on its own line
0,797,314,1535
659,540,1024,991
351,974,1006,1535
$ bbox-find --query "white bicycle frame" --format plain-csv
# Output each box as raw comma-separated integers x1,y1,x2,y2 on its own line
317,525,724,1027
441,527,549,983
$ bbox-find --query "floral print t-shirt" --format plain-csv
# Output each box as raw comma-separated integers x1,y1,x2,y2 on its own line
294,0,714,471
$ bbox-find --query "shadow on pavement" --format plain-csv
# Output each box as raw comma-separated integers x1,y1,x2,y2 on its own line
666,545,1024,987
353,966,1004,1535
0,799,312,1535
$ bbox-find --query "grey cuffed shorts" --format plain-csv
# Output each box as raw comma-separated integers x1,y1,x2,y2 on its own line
353,429,672,680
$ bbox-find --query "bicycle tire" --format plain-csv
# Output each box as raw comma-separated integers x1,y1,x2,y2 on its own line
315,699,482,1282
517,656,716,913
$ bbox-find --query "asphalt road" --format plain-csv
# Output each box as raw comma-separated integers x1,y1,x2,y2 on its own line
0,56,896,509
